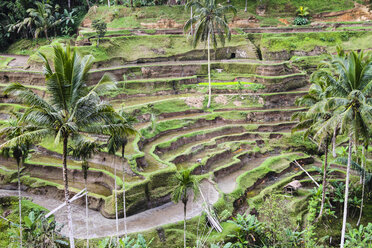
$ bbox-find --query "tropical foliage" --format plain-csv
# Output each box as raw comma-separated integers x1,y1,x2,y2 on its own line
293,48,372,248
1,0,84,48
1,44,122,247
10,210,67,248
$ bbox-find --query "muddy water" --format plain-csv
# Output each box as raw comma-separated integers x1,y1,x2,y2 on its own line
0,179,219,239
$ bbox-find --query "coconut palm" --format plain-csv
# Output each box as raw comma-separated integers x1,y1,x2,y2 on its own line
107,110,137,238
0,113,33,248
2,44,120,248
291,72,335,220
313,50,372,248
171,170,199,248
69,136,103,248
184,0,236,108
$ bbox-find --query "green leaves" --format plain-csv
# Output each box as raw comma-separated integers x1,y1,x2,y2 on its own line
184,0,236,50
171,169,200,204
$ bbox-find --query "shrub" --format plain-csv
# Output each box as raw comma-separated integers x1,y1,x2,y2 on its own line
345,223,372,247
328,37,335,42
293,17,309,26
341,33,350,41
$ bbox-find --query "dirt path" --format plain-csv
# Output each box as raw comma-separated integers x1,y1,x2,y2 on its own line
2,58,283,72
217,154,277,194
0,179,219,239
0,54,29,68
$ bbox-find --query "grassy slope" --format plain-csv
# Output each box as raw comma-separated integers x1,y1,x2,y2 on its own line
82,0,356,30
28,35,248,64
0,56,14,69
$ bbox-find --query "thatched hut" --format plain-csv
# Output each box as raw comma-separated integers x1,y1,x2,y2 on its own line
283,180,302,194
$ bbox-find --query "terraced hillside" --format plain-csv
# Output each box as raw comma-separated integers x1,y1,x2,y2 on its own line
0,3,371,247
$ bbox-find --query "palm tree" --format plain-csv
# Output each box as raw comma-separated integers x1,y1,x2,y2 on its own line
184,0,236,108
313,50,372,248
0,114,32,248
2,44,120,248
69,136,103,248
291,73,335,220
24,2,61,40
107,110,137,238
171,170,199,248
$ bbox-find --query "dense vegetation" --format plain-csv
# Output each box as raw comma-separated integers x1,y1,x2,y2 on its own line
0,0,371,247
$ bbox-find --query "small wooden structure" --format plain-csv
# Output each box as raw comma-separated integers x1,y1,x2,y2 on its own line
283,180,302,194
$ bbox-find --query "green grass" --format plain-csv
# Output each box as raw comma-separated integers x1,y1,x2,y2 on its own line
233,153,305,197
29,35,248,65
79,29,132,38
0,103,25,112
6,38,61,55
261,31,369,52
125,97,195,115
82,1,356,35
0,56,14,69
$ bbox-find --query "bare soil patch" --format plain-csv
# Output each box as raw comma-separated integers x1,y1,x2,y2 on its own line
185,96,204,108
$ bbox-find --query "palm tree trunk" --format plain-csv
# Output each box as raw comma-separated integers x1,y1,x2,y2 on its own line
317,138,329,220
108,0,111,7
340,138,352,248
245,0,248,12
332,128,337,158
63,134,75,248
44,28,49,41
17,157,22,248
190,7,193,36
206,31,212,108
85,177,89,248
183,201,187,248
357,146,366,226
114,157,119,240
121,144,127,238
68,0,71,9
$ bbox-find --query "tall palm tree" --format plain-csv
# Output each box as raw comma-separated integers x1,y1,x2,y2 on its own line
2,44,120,248
291,73,335,220
184,0,236,108
107,110,137,238
69,136,103,248
313,50,372,248
0,114,33,248
171,170,199,248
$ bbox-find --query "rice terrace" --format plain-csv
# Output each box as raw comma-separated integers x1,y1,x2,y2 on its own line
0,0,371,247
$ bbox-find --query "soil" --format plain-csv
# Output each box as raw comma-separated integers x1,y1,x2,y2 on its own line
185,96,204,108
0,54,29,69
214,95,228,105
313,3,372,22
0,179,219,239
217,153,277,194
